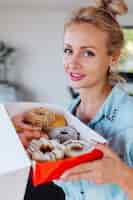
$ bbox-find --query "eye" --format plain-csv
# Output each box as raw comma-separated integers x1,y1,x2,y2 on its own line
64,48,73,55
83,50,95,57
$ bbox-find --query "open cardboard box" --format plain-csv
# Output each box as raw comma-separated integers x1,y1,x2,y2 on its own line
4,102,106,187
0,104,31,200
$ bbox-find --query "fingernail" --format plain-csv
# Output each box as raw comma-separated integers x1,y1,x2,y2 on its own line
60,172,69,179
60,174,66,179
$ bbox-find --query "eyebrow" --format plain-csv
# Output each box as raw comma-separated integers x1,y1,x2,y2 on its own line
80,46,96,50
64,44,97,50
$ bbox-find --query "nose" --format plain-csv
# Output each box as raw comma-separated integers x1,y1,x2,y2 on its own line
64,54,81,70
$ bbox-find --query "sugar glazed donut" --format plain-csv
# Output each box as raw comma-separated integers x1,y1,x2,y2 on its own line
24,107,67,129
27,137,65,162
23,107,56,129
63,140,94,158
48,126,80,143
27,138,94,161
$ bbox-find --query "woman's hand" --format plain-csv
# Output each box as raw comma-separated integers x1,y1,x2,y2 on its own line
18,130,42,149
60,143,133,191
12,113,48,149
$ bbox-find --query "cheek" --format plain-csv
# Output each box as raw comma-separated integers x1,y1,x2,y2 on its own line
64,63,68,73
63,58,69,73
81,56,98,69
84,57,108,71
83,60,109,80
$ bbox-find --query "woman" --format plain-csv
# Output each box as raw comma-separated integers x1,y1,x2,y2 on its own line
54,0,133,200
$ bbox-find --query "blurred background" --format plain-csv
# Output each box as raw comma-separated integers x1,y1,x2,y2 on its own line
0,0,132,107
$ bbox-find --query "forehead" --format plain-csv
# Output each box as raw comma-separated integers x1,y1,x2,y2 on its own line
64,23,108,49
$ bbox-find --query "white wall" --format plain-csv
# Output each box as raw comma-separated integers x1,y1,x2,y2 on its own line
0,7,72,107
0,6,132,107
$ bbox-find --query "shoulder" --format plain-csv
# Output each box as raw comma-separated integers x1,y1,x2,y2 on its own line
116,86,133,122
104,83,133,130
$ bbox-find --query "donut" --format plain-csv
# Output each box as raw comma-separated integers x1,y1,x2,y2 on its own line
63,139,94,158
49,113,67,129
24,107,56,129
12,114,42,133
24,107,67,130
27,137,65,162
48,126,80,143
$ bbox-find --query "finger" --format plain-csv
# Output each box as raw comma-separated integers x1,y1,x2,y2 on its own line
31,131,42,139
64,170,106,184
62,163,90,175
18,134,29,148
61,171,98,183
61,174,79,181
21,131,40,140
95,143,118,159
18,131,38,148
61,160,101,178
61,172,87,181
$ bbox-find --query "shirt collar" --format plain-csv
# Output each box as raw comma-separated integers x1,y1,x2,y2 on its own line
69,83,127,126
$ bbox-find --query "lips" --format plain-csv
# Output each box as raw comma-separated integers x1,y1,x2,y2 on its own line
69,73,86,81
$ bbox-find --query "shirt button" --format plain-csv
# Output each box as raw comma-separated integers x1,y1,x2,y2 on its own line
80,191,84,194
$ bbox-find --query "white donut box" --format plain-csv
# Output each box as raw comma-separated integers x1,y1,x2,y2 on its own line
0,102,106,200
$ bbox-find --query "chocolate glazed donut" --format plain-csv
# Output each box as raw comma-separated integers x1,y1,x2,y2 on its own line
48,126,80,143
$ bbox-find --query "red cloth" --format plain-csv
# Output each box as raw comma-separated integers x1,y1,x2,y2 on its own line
32,148,103,186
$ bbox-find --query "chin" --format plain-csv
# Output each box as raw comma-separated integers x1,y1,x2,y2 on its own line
70,82,85,90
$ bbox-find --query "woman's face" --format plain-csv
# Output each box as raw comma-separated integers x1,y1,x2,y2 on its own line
64,23,114,89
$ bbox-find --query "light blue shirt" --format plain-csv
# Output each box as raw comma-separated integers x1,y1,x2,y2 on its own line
55,83,133,200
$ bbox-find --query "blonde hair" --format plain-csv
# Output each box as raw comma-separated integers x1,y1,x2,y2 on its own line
64,0,128,83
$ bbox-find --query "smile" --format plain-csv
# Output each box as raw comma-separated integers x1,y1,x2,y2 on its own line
69,73,86,81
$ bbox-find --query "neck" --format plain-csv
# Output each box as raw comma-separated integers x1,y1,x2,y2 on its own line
79,82,112,107
76,82,112,122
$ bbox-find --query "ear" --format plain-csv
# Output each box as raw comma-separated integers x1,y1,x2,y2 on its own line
110,49,121,65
